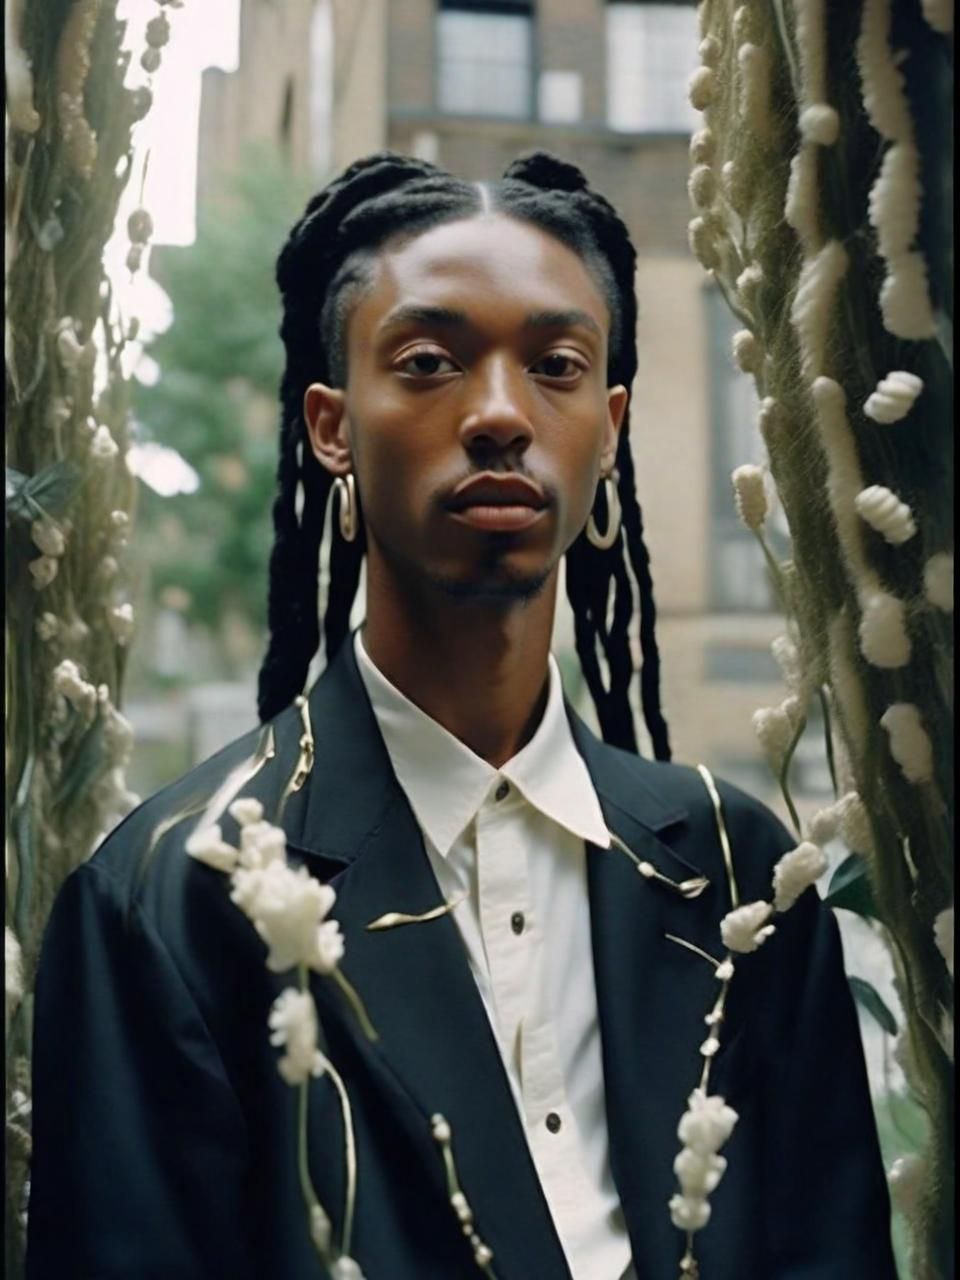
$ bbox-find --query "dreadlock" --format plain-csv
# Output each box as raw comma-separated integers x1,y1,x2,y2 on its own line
257,150,671,761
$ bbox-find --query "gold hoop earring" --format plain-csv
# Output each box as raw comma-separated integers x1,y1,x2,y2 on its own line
585,470,621,550
333,473,358,543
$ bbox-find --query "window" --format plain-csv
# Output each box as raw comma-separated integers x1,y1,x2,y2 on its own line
606,2,700,133
705,285,787,612
436,2,533,119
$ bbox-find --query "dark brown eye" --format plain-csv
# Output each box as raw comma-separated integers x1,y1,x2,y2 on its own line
398,349,458,377
532,352,583,379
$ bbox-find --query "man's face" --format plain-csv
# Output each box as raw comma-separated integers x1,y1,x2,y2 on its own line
305,214,627,603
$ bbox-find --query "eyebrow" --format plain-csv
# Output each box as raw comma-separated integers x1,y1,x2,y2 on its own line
379,304,603,338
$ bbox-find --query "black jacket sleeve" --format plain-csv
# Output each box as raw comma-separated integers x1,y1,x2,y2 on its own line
26,861,255,1280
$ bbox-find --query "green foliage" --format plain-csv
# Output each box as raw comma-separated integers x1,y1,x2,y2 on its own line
132,149,315,640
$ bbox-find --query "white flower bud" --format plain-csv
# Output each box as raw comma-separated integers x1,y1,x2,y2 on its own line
669,1193,711,1232
752,705,795,769
677,1089,739,1155
698,35,722,67
731,464,768,530
687,163,716,210
715,959,735,982
855,485,917,545
185,823,239,872
808,804,840,847
688,66,716,111
864,370,923,423
880,703,934,784
721,159,750,215
773,842,829,911
268,988,325,1085
31,518,66,557
732,328,762,374
923,553,953,612
688,215,721,271
880,252,937,340
36,612,60,641
721,900,776,953
858,591,911,668
799,104,840,145
732,4,753,43
674,1148,727,1196
737,42,772,137
91,424,120,462
834,792,875,856
785,146,819,249
689,128,716,164
108,602,135,645
736,263,764,306
933,906,953,979
431,1115,452,1143
29,556,59,590
229,797,265,828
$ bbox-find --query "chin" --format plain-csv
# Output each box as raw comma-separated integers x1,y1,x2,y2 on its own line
428,565,552,605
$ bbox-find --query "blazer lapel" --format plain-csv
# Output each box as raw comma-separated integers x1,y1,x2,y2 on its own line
286,643,572,1279
568,713,727,1277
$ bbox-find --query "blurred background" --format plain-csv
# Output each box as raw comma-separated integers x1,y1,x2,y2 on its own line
112,0,906,1148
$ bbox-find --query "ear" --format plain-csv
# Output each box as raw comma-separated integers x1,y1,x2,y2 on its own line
304,383,352,475
602,384,629,474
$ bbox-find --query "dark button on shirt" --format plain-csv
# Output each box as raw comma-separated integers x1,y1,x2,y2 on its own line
545,1112,562,1134
511,911,525,935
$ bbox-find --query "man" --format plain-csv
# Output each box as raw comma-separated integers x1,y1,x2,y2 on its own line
26,152,896,1280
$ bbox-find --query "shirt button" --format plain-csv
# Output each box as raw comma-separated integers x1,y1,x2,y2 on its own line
494,780,510,802
545,1112,562,1134
510,911,525,935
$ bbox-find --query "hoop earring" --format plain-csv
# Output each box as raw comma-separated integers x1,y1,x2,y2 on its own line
585,470,621,550
333,473,358,543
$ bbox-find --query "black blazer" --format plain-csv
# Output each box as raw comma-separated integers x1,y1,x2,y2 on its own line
26,640,896,1280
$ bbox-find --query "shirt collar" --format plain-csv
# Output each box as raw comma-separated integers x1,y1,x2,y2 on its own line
354,629,610,857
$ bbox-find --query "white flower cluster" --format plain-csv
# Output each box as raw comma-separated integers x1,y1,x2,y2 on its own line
855,485,917,546
857,590,911,669
791,240,849,379
879,703,934,784
720,900,776,954
809,791,874,855
186,798,345,1085
28,516,68,591
731,328,763,376
923,553,953,613
52,658,98,720
857,0,937,338
731,464,768,531
864,370,923,424
669,1089,739,1233
772,842,829,912
108,602,135,646
737,41,772,138
752,696,804,770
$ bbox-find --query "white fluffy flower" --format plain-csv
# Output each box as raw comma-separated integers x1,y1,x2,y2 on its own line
36,611,60,641
688,215,721,272
239,819,287,869
231,860,339,973
731,328,762,375
887,1154,925,1219
737,42,772,137
688,66,716,111
923,553,953,612
933,906,953,979
669,1193,711,1232
29,556,59,590
31,518,65,558
185,823,239,872
736,262,764,306
791,240,849,379
674,1147,727,1196
268,988,325,1085
689,128,716,164
687,163,716,210
90,424,120,461
864,370,923,423
5,927,24,1028
858,591,912,668
773,841,829,911
698,35,722,67
868,142,921,259
108,603,135,645
880,252,937,340
715,959,735,982
799,104,839,146
857,0,913,143
103,705,135,765
677,1089,739,1155
785,146,819,249
771,634,803,693
731,464,768,530
721,900,776,953
835,791,874,856
880,703,934,784
808,804,840,846
228,797,265,828
854,485,917,545
52,658,96,715
752,704,796,769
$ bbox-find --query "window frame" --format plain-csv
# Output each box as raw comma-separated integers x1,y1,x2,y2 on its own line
434,1,537,122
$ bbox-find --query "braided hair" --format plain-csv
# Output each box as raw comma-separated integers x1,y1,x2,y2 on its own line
258,150,671,761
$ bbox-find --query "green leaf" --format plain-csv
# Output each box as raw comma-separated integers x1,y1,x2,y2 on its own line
849,975,898,1036
824,852,879,920
25,460,83,518
52,714,107,814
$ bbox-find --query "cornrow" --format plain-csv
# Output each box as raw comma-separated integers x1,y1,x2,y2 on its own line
257,149,671,761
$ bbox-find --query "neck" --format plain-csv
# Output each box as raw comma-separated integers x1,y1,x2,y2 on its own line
362,553,558,769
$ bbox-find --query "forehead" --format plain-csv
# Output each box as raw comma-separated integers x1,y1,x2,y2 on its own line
351,214,611,335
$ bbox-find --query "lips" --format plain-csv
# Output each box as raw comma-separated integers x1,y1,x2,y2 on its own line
446,473,547,513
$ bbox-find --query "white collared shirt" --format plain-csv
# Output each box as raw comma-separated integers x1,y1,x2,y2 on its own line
354,630,633,1280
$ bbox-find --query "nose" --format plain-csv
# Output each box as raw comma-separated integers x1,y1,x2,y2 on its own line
458,357,534,460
